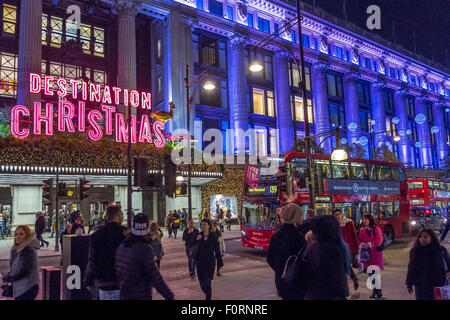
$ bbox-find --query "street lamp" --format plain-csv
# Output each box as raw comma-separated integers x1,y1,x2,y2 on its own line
184,65,215,220
176,175,185,183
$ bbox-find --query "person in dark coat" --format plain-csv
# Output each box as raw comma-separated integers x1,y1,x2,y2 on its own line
34,212,49,248
193,219,224,300
406,228,450,300
170,210,180,239
84,204,126,300
115,213,174,300
267,203,307,300
304,215,350,300
70,215,85,235
183,219,199,279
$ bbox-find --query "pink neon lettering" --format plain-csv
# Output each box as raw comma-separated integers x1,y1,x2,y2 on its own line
33,102,53,135
141,92,152,110
123,89,129,107
29,73,41,93
87,110,103,141
102,105,116,135
102,86,112,104
69,80,79,99
58,100,75,132
89,83,101,102
115,113,136,143
78,101,85,132
112,87,121,105
44,76,54,96
11,105,30,139
138,115,152,143
130,90,139,108
57,78,67,98
82,82,87,100
153,121,165,148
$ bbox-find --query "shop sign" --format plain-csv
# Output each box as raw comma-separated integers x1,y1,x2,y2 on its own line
326,180,400,195
315,196,331,202
10,74,166,147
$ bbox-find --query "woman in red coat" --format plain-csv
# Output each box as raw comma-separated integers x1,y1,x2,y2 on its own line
332,209,359,257
358,214,384,299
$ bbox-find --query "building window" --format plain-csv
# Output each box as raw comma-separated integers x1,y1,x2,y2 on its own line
407,97,415,117
267,91,275,117
364,57,371,69
293,96,314,123
357,82,371,105
200,78,221,107
326,73,343,97
329,103,345,128
2,3,17,35
0,52,17,97
193,34,199,63
291,30,296,43
257,17,270,33
302,34,310,48
197,0,204,9
427,103,433,123
220,79,228,109
208,0,223,17
359,110,369,132
389,67,396,78
410,75,416,85
49,15,63,47
158,76,162,94
408,121,418,141
248,13,254,28
274,23,279,35
227,5,233,20
334,46,343,59
247,50,272,81
200,36,217,66
253,88,265,115
289,64,311,91
383,90,395,113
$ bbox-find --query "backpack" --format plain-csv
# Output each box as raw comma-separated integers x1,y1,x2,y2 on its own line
281,244,311,289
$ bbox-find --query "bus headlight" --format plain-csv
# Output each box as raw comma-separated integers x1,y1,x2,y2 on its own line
241,230,248,239
411,221,417,226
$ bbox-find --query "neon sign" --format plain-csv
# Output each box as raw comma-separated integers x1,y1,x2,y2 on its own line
10,74,166,147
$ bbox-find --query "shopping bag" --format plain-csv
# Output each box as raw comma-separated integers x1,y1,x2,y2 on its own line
434,279,450,300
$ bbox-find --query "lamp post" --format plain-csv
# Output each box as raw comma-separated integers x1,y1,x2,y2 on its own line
127,103,132,228
184,64,215,220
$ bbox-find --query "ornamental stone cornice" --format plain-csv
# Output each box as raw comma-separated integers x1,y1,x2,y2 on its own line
395,87,409,98
229,33,246,47
416,93,429,103
312,60,329,73
343,70,360,82
115,0,139,14
371,80,387,90
274,49,291,59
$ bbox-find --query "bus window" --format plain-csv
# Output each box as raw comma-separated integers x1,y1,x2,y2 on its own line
440,182,445,190
378,165,393,181
316,160,332,179
332,161,350,179
391,166,400,181
316,203,331,216
368,164,378,180
408,181,423,189
392,202,399,217
333,203,352,219
378,202,393,218
370,202,379,215
399,167,406,181
352,162,368,180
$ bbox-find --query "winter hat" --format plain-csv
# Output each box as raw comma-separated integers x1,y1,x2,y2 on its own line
280,203,303,224
132,213,150,236
311,215,341,243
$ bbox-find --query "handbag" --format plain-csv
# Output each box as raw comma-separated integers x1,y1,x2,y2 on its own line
174,219,180,224
434,278,450,300
375,228,392,251
1,283,13,298
188,243,199,259
281,244,311,289
360,248,371,263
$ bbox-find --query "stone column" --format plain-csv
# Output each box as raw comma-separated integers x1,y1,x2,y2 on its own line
370,80,387,150
17,0,42,106
273,50,294,153
432,101,448,166
343,70,361,146
394,87,413,167
116,0,138,117
311,61,331,153
415,94,432,169
227,33,248,155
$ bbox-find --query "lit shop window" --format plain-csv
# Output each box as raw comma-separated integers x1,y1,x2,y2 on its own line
293,96,314,123
267,91,274,117
0,52,18,97
253,88,265,115
2,4,17,35
42,14,105,57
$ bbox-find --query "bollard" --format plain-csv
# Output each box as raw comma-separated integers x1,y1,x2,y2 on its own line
41,266,61,300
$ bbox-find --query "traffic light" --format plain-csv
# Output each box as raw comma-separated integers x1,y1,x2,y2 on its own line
57,182,67,197
175,183,187,196
277,164,293,195
42,178,53,204
79,178,92,201
147,174,162,188
164,155,176,198
134,158,148,187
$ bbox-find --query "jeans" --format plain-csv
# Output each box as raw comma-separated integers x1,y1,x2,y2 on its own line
99,289,120,300
185,248,196,276
198,276,212,300
0,226,4,238
15,285,39,300
36,232,49,247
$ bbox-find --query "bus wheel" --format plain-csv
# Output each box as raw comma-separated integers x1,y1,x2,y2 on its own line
384,225,394,242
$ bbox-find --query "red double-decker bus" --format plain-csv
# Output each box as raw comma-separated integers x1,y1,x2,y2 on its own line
240,152,411,250
408,178,450,209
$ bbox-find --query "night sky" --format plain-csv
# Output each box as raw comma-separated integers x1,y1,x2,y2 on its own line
300,0,450,69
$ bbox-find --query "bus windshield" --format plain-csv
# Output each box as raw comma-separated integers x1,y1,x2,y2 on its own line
242,201,280,231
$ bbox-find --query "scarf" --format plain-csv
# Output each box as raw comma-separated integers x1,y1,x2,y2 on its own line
339,216,352,227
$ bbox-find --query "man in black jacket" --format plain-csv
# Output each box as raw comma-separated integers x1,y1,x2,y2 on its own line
84,204,125,300
115,213,174,300
35,212,49,248
267,203,307,300
183,219,199,279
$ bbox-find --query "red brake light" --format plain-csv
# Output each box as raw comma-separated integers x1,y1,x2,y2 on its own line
426,209,430,215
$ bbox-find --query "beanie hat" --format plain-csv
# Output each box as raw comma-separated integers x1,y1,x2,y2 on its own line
311,215,341,243
280,203,302,224
132,213,150,236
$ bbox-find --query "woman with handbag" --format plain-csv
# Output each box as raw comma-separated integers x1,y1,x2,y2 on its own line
1,225,40,300
406,228,450,300
194,219,224,300
149,222,164,269
171,210,180,239
358,214,384,299
183,219,199,279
